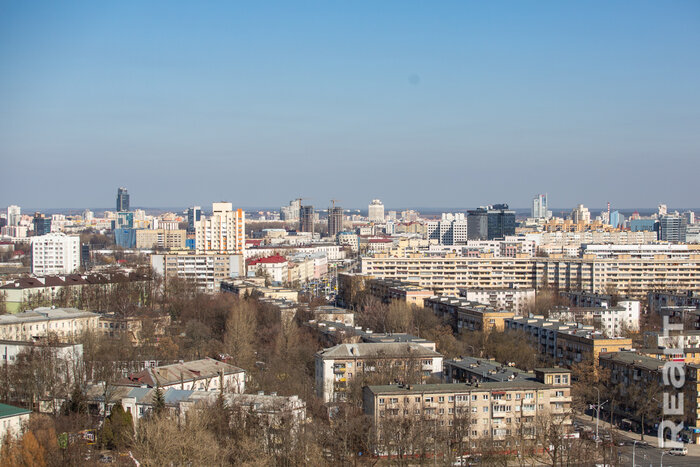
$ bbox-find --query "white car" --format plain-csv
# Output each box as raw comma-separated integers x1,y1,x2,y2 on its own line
669,446,688,456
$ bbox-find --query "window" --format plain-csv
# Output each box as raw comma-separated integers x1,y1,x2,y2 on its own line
438,396,445,403
425,397,433,403
483,394,488,400
390,398,398,404
483,407,489,413
415,397,421,403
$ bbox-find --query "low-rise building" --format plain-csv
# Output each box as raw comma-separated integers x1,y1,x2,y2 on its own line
246,255,289,284
367,278,434,307
98,313,171,344
457,287,535,315
0,272,152,314
315,342,443,403
116,358,246,393
0,307,99,342
221,278,299,302
425,296,514,332
364,368,572,445
0,403,32,440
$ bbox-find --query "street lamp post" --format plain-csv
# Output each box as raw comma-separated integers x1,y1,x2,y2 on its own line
660,450,667,467
632,440,639,467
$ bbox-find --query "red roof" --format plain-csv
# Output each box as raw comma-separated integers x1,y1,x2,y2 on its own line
246,254,287,265
246,239,263,246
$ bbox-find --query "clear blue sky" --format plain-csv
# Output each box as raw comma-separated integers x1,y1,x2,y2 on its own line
1,1,699,210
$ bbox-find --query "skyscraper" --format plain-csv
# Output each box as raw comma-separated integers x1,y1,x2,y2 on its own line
7,205,21,226
487,204,516,240
300,205,315,233
368,199,385,223
328,205,344,237
195,202,246,254
467,208,488,240
32,212,52,236
116,187,130,212
187,206,202,233
281,199,301,222
531,194,551,219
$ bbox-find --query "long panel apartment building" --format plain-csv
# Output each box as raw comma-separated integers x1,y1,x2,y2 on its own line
505,316,633,368
361,254,700,298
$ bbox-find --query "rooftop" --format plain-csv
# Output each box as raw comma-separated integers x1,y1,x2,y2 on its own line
0,307,98,324
317,342,441,359
117,358,244,387
0,402,31,419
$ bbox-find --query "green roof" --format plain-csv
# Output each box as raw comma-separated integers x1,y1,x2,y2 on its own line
0,403,31,419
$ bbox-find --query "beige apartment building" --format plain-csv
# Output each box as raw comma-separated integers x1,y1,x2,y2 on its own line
195,202,245,254
0,307,99,342
361,254,700,298
425,296,514,332
364,368,572,446
366,278,434,307
135,229,186,250
505,316,633,369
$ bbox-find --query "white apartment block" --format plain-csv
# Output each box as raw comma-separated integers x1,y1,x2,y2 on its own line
426,213,468,245
195,202,245,254
549,301,640,337
151,253,244,293
458,287,536,315
31,232,80,275
0,307,99,342
245,244,344,261
368,199,385,223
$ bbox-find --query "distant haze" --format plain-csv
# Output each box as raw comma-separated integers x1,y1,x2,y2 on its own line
1,2,699,209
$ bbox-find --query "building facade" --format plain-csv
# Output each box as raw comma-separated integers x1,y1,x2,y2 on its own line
195,202,245,254
31,232,80,276
315,342,443,403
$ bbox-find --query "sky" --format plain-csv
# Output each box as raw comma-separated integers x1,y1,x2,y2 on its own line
1,1,699,211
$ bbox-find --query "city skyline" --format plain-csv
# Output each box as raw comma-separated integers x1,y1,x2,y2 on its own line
2,1,699,208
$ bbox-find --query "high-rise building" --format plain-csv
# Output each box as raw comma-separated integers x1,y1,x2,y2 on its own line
299,205,315,233
426,213,468,245
570,204,591,223
531,194,551,219
32,213,52,236
31,232,80,275
281,199,301,222
187,206,202,233
610,211,626,229
467,208,488,240
487,204,516,240
83,209,94,223
659,215,687,242
116,187,130,212
7,205,21,227
658,204,668,217
328,205,344,237
195,202,246,254
368,199,385,223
